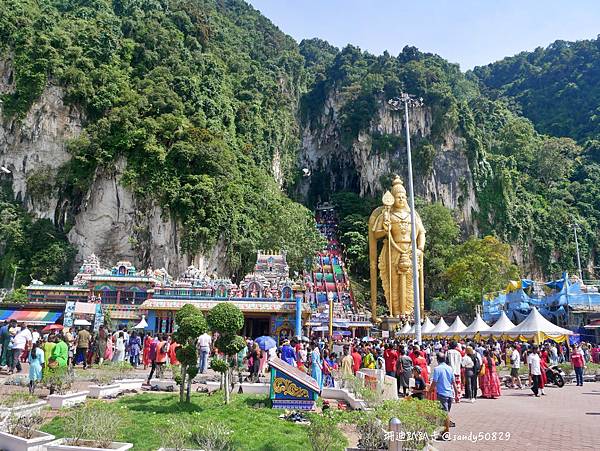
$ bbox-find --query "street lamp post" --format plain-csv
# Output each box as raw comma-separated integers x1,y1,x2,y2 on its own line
388,93,424,344
570,221,583,281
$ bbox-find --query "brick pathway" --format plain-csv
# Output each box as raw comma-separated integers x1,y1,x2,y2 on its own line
436,383,599,451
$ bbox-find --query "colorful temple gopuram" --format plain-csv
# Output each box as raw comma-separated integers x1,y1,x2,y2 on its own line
141,250,310,341
20,205,373,340
26,255,160,327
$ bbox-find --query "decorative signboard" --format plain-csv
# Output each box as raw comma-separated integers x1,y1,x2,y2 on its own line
93,303,104,332
63,301,75,327
269,357,320,410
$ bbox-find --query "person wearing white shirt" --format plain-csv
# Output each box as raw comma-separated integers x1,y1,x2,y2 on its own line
527,346,542,397
549,344,558,365
197,332,212,374
31,330,40,345
11,324,32,373
510,347,522,388
447,341,463,402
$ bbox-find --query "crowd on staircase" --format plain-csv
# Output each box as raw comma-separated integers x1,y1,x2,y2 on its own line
312,203,355,314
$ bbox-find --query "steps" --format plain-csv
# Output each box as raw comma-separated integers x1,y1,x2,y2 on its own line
313,206,355,313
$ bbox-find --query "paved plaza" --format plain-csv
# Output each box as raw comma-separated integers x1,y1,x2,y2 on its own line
437,383,599,451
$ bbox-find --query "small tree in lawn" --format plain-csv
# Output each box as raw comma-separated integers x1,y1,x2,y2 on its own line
206,303,245,404
173,304,207,403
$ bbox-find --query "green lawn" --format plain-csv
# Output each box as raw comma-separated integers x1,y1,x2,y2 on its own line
41,393,314,451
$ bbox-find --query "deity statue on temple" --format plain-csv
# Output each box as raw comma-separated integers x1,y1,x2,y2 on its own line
368,176,426,320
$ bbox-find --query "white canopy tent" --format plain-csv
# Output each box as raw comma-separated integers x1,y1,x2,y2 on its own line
461,313,490,338
396,322,412,337
507,307,574,343
421,317,436,334
404,317,435,337
133,315,149,329
480,311,516,338
424,317,449,338
442,316,467,338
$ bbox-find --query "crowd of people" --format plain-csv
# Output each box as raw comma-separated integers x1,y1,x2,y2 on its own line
1,317,597,413
245,334,597,430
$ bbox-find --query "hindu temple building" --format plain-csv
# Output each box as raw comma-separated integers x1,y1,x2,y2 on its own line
141,250,310,341
20,214,372,339
25,255,161,327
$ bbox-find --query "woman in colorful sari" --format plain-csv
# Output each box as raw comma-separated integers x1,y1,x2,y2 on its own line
128,331,142,368
28,342,44,395
413,350,430,384
539,357,548,395
310,343,323,389
479,350,502,399
95,326,108,365
362,347,376,369
50,334,69,368
42,335,56,377
168,338,180,366
142,334,153,369
104,334,114,362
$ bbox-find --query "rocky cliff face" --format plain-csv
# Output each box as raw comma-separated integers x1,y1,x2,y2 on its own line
0,58,228,278
298,91,479,231
0,54,84,220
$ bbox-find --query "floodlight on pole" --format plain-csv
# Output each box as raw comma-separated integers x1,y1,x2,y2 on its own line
569,220,583,281
388,93,424,344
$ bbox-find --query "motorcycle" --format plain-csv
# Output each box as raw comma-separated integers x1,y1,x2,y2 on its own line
545,365,565,387
502,365,565,388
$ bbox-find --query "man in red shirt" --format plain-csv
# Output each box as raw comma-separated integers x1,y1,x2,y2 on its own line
383,344,399,377
571,345,586,386
351,346,362,374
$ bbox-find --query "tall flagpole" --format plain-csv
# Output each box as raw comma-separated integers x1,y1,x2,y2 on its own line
388,93,424,343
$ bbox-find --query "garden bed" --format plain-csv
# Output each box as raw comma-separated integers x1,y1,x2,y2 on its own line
41,393,313,451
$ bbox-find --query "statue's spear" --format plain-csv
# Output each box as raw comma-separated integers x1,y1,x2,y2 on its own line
382,190,395,316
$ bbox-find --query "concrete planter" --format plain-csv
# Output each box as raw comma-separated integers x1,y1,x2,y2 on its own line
0,429,55,451
149,379,178,391
46,439,133,451
47,391,89,410
321,387,367,410
0,401,47,418
88,384,123,399
240,382,269,394
117,379,144,391
205,380,238,393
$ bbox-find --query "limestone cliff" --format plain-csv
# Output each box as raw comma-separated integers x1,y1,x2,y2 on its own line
0,58,227,278
298,90,479,231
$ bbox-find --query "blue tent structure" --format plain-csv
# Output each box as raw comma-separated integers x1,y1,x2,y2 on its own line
483,273,600,323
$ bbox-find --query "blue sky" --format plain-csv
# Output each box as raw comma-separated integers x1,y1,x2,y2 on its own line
247,0,600,70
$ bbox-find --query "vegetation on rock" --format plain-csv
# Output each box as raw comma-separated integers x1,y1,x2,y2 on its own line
0,0,322,279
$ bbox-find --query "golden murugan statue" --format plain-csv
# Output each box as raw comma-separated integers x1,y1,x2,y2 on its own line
368,176,425,320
